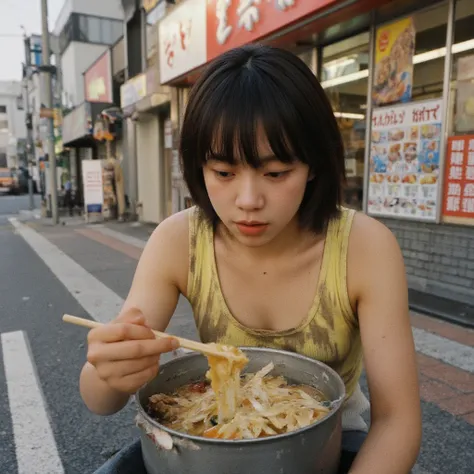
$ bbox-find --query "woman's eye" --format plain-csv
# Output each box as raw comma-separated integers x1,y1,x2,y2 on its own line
214,170,233,178
266,171,289,179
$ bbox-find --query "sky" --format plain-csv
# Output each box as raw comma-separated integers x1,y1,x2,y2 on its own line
0,0,64,82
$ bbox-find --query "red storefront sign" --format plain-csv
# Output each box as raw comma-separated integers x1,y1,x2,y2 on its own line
442,135,474,219
206,0,338,61
84,51,113,103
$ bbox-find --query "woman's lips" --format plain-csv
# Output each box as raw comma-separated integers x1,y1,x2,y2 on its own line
235,222,268,236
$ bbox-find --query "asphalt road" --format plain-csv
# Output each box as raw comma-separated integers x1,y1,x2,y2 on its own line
0,193,40,218
0,196,473,474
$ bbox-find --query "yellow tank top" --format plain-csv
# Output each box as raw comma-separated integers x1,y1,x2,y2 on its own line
187,207,363,401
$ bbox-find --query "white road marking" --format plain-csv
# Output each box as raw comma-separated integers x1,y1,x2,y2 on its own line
90,224,147,249
413,327,474,373
10,217,474,375
1,330,64,474
19,209,41,219
9,217,123,324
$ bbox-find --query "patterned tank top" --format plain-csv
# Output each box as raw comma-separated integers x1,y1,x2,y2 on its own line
186,206,369,430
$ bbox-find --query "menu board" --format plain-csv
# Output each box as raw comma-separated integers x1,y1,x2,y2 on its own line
442,135,474,222
368,98,443,220
373,17,415,106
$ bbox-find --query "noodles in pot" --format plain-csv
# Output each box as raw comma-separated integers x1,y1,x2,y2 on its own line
147,345,332,440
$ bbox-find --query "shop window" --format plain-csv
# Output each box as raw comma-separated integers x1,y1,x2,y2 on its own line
371,3,448,105
411,3,449,101
441,0,474,224
0,105,6,113
321,32,370,211
297,49,317,76
448,0,474,136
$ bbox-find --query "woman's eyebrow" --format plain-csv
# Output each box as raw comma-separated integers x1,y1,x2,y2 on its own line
207,152,284,164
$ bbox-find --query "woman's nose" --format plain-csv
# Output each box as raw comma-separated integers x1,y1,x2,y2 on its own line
235,176,264,210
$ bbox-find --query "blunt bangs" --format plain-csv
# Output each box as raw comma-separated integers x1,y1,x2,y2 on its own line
180,44,346,233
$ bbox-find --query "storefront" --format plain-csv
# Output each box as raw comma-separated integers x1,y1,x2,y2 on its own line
120,65,172,223
158,0,474,321
84,50,127,220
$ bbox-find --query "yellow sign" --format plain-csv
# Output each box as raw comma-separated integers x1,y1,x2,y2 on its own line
373,17,415,106
39,107,54,119
143,0,159,13
88,77,106,101
53,108,62,127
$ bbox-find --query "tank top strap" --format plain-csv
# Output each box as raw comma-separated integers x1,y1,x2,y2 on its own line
321,207,358,327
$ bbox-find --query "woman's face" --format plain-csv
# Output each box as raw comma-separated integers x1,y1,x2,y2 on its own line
203,131,310,247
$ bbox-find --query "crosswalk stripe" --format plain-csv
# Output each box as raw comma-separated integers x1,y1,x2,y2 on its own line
413,327,474,373
1,331,64,474
8,217,123,324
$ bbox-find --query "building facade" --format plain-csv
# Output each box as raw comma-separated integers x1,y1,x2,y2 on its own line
55,0,124,205
119,0,174,223
0,81,26,170
155,0,474,322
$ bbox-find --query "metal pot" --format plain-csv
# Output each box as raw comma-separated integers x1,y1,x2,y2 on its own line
136,347,346,474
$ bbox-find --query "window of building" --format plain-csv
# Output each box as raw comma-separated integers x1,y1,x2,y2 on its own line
0,105,7,113
321,32,370,211
102,19,113,44
60,13,123,52
78,14,88,42
16,95,24,110
112,21,123,43
88,17,102,43
0,120,8,131
448,0,474,136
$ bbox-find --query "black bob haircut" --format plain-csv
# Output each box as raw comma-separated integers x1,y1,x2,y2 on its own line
180,44,346,233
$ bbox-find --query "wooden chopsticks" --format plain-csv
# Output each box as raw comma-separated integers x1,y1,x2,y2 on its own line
62,314,240,359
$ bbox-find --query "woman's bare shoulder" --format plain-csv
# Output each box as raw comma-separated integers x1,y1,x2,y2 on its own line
350,211,398,246
347,211,405,299
150,207,192,244
141,208,193,291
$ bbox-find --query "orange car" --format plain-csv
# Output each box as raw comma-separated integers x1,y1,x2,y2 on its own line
0,168,19,194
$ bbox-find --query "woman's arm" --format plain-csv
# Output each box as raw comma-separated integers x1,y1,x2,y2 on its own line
348,214,422,474
80,210,190,415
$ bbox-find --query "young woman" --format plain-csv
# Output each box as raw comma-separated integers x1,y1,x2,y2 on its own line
81,44,422,474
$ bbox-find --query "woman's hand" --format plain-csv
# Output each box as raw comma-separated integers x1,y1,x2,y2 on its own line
86,309,179,395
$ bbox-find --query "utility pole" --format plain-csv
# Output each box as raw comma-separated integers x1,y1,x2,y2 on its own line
40,0,58,224
23,36,35,211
